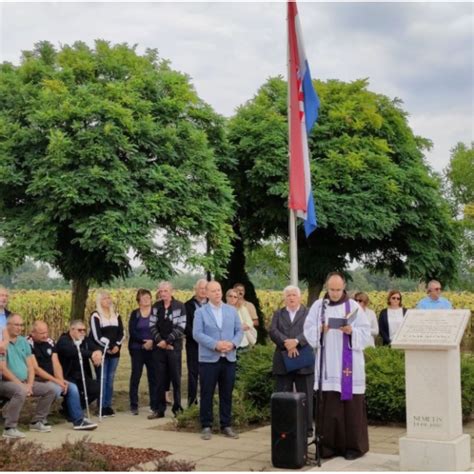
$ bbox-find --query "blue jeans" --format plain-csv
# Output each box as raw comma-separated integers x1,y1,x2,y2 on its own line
51,381,84,425
95,356,120,408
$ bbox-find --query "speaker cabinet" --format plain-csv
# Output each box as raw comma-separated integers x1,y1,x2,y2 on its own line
271,392,308,469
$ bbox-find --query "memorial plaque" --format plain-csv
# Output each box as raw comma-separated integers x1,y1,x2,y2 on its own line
391,309,470,350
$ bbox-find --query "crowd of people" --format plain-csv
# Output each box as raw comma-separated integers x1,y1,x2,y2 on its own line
0,280,257,439
0,277,453,458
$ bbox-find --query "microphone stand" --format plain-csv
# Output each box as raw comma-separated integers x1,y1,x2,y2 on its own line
309,298,328,467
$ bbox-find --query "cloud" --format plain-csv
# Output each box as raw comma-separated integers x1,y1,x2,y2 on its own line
1,2,472,171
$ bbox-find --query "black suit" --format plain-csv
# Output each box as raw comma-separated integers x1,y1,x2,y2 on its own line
378,308,407,346
269,306,314,433
184,297,205,407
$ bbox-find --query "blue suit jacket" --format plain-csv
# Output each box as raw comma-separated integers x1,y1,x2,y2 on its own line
193,303,243,363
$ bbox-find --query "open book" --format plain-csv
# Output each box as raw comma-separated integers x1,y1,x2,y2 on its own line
327,308,358,329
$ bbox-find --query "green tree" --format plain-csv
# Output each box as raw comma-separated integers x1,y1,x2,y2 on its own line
445,142,474,290
227,77,459,302
246,240,289,290
0,41,234,318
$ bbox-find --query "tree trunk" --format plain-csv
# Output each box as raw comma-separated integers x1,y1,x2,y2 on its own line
70,278,89,321
220,221,268,343
307,279,324,307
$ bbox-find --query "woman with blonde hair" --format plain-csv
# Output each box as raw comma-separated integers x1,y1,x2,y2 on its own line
353,292,378,347
89,290,125,416
226,288,257,350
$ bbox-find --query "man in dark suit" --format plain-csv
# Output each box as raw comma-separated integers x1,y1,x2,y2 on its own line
184,278,208,407
193,281,243,441
269,285,314,437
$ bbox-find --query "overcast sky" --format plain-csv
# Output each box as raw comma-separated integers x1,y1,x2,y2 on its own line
1,1,473,172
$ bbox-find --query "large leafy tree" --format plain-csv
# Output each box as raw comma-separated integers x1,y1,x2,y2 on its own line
227,77,459,302
0,41,234,318
445,142,474,289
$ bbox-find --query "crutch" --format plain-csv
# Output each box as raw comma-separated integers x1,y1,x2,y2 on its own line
74,338,91,421
98,337,110,422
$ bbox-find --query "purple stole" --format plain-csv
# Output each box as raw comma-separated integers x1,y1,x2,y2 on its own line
341,300,353,401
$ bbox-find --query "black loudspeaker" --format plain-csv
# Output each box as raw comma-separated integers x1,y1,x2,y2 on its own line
271,392,308,469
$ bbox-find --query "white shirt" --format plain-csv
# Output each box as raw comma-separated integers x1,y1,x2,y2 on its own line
209,302,223,330
286,306,300,323
387,308,404,342
364,308,379,347
304,298,371,394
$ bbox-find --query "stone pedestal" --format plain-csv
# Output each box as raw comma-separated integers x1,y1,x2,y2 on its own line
391,309,471,471
399,434,470,471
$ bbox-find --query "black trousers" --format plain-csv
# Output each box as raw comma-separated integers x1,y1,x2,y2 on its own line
186,341,199,406
275,373,314,433
129,349,158,411
153,349,182,414
199,358,236,429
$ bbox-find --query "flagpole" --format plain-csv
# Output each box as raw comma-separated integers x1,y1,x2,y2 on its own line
287,3,298,287
289,208,298,286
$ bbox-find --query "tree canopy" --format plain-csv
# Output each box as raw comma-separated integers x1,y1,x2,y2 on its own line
445,142,473,289
227,76,459,300
0,40,234,317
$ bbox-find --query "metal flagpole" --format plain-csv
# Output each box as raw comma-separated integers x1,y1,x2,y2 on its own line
287,4,298,288
289,208,298,286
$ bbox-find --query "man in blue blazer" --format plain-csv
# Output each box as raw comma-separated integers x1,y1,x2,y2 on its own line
193,281,243,440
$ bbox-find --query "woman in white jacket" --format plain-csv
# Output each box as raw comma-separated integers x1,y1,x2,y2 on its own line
226,289,257,350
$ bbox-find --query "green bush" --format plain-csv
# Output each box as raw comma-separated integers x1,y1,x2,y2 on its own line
461,353,474,418
365,347,474,423
235,344,275,411
178,343,474,430
365,347,407,422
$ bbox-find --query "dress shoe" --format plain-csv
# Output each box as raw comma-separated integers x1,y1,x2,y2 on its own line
344,451,361,461
201,427,212,440
172,406,184,417
147,411,164,420
221,426,239,439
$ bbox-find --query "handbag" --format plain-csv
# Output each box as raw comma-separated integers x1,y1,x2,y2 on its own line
282,344,315,372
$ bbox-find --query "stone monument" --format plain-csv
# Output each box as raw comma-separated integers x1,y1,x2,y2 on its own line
391,309,471,471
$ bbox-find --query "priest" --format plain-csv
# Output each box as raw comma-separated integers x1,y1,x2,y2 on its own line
304,272,371,460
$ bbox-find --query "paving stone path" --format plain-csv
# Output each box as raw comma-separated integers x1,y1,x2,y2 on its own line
23,410,474,471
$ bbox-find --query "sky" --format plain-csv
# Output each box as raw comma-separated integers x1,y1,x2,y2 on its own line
0,1,473,173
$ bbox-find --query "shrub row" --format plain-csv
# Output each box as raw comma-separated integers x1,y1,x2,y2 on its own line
177,343,473,429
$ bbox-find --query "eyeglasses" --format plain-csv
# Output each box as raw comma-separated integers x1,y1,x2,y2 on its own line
431,287,441,291
391,296,401,300
227,295,238,298
75,328,86,333
355,299,364,303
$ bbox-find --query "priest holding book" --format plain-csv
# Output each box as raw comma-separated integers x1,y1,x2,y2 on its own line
304,272,371,461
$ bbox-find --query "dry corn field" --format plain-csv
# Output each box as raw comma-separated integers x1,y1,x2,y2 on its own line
7,289,473,350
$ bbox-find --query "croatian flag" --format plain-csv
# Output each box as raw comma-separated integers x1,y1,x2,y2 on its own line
287,0,320,237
